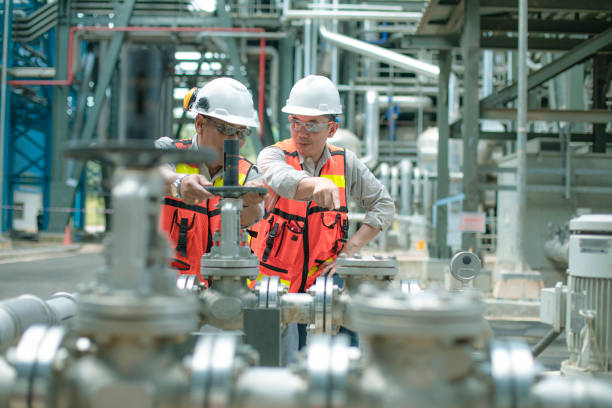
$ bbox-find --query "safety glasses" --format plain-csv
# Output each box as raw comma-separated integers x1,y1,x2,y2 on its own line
288,116,332,133
210,119,252,140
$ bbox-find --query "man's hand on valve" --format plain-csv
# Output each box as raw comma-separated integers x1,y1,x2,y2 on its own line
180,174,214,205
241,179,268,209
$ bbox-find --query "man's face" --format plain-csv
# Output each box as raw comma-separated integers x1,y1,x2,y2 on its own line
289,114,337,162
196,115,249,168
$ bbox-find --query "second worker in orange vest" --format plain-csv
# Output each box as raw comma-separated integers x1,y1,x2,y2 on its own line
252,75,395,293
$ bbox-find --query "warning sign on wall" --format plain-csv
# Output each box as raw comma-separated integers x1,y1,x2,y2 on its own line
460,212,486,233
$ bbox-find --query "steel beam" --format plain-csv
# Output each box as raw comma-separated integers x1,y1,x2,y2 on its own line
452,131,612,142
460,0,479,251
51,0,136,231
435,50,452,258
481,27,612,108
516,0,528,272
47,0,73,233
481,108,612,123
481,37,612,52
278,33,294,142
217,0,266,152
0,0,12,232
592,54,610,153
398,35,459,49
480,0,612,12
480,17,611,35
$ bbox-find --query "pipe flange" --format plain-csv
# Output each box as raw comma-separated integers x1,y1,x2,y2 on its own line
257,276,270,308
176,274,200,293
76,294,198,336
490,340,535,408
307,335,350,408
350,287,483,339
8,325,66,408
201,256,259,279
190,334,237,408
256,276,282,309
399,280,423,294
310,276,336,335
336,254,398,280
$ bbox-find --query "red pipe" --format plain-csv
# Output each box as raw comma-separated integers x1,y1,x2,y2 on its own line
8,26,267,131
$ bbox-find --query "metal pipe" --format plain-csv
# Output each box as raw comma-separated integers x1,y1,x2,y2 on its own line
413,167,421,214
377,95,432,109
247,46,279,130
304,19,312,76
284,10,422,22
330,0,339,84
531,328,563,357
0,66,55,78
307,3,403,11
516,0,528,272
379,163,390,192
361,91,379,168
338,84,439,95
531,376,612,408
0,292,77,351
0,0,10,231
319,26,439,79
390,165,399,203
400,160,413,216
280,293,314,324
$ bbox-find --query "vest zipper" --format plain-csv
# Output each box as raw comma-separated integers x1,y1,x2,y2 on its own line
298,200,311,293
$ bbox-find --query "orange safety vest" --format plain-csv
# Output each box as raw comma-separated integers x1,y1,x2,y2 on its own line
159,139,255,281
251,139,349,293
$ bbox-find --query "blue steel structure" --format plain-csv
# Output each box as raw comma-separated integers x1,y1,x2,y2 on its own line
1,0,60,233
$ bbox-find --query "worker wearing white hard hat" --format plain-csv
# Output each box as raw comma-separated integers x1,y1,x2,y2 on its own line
157,77,265,279
251,75,394,360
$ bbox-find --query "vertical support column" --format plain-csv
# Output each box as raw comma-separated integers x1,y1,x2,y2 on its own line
0,0,12,232
516,0,528,272
592,53,609,153
278,33,294,141
460,0,480,251
217,0,266,150
345,21,358,134
48,0,73,232
493,0,542,300
435,50,451,259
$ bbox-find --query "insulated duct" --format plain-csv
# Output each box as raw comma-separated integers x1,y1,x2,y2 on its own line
319,26,439,79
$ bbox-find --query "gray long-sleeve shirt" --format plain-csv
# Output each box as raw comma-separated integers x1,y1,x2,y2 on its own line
257,143,395,230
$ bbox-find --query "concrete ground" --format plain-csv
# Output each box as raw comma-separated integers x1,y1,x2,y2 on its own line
0,240,569,372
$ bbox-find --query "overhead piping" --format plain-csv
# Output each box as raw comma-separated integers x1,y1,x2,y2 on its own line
283,10,422,22
378,95,432,109
319,26,439,79
6,26,269,133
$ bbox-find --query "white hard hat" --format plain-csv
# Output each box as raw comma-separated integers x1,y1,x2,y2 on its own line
282,75,342,116
183,77,259,128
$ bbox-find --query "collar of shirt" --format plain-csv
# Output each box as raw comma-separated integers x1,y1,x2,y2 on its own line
296,144,334,175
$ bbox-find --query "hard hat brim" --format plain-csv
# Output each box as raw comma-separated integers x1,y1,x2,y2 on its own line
195,111,260,128
282,105,342,116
